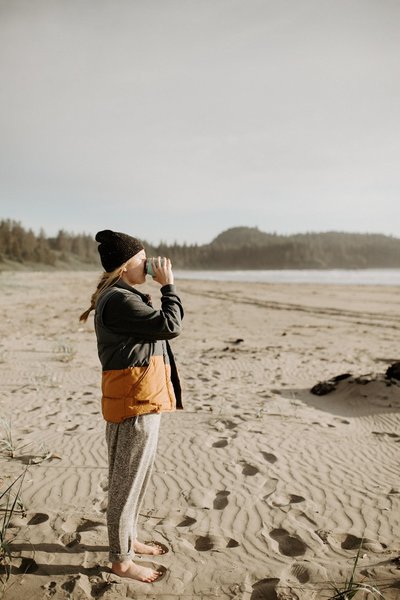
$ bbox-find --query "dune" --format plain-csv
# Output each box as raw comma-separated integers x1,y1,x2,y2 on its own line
0,271,399,599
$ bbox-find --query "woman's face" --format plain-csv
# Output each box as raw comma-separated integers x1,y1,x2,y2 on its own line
121,249,147,285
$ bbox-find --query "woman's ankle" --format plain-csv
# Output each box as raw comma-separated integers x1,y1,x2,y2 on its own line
112,560,131,572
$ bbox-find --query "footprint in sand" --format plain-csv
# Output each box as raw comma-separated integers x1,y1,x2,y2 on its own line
333,417,350,424
185,488,215,509
194,534,239,551
195,536,214,551
261,451,277,464
261,477,279,500
241,461,259,476
269,528,307,556
340,533,387,552
43,581,57,596
215,419,239,431
153,511,197,528
290,563,310,583
61,579,76,594
212,438,229,448
177,516,197,527
289,494,305,503
60,516,104,537
372,431,400,440
269,493,305,507
290,509,318,527
28,512,49,525
316,531,387,552
213,490,230,509
76,518,105,533
66,424,80,432
289,561,328,585
251,577,280,600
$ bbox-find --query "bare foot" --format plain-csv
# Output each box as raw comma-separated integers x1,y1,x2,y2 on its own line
112,560,163,582
133,539,168,555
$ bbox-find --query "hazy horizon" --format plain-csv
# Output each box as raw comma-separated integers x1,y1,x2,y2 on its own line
2,218,400,248
1,0,399,244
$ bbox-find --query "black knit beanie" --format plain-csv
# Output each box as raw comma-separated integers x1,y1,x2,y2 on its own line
95,230,144,272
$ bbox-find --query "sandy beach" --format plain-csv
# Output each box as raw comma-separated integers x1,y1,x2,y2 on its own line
0,271,399,599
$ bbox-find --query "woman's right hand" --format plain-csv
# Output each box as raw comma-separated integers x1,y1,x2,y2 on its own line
151,257,174,286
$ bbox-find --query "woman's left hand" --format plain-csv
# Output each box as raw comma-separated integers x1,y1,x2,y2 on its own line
151,257,174,286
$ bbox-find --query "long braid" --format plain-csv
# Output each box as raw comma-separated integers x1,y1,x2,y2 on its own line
79,264,126,322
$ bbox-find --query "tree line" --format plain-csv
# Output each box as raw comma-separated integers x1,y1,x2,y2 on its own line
1,220,399,269
0,220,98,267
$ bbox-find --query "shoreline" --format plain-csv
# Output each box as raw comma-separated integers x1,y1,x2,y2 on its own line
2,263,400,285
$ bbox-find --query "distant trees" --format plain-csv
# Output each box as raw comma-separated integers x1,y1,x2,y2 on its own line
48,229,98,263
1,220,399,269
0,220,97,267
197,229,400,269
0,220,55,265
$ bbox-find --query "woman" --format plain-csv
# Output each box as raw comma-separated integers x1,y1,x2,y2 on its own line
80,229,184,583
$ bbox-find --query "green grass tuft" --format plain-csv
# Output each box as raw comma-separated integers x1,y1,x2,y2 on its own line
0,469,27,587
328,538,387,599
0,419,34,459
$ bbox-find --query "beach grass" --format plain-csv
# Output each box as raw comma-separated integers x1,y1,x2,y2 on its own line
0,470,27,587
53,341,76,363
0,419,34,459
328,539,387,599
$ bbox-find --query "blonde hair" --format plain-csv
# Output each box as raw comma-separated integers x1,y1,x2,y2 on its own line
79,263,127,322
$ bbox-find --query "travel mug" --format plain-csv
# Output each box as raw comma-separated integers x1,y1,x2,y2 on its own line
146,257,166,277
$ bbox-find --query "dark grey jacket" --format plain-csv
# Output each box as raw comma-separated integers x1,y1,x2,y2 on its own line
95,281,184,422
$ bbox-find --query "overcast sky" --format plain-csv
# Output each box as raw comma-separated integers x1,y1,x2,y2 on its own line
1,0,399,244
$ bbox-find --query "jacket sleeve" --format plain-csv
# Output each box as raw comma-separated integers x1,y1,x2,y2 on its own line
101,284,184,340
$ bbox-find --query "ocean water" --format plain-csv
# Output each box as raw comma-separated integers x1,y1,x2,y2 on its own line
175,268,400,286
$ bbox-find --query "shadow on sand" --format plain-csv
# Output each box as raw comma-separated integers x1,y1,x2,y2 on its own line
278,373,400,419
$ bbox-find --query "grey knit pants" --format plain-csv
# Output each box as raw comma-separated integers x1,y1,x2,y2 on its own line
105,413,161,563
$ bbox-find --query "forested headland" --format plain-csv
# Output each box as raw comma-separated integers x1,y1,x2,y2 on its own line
1,219,399,270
